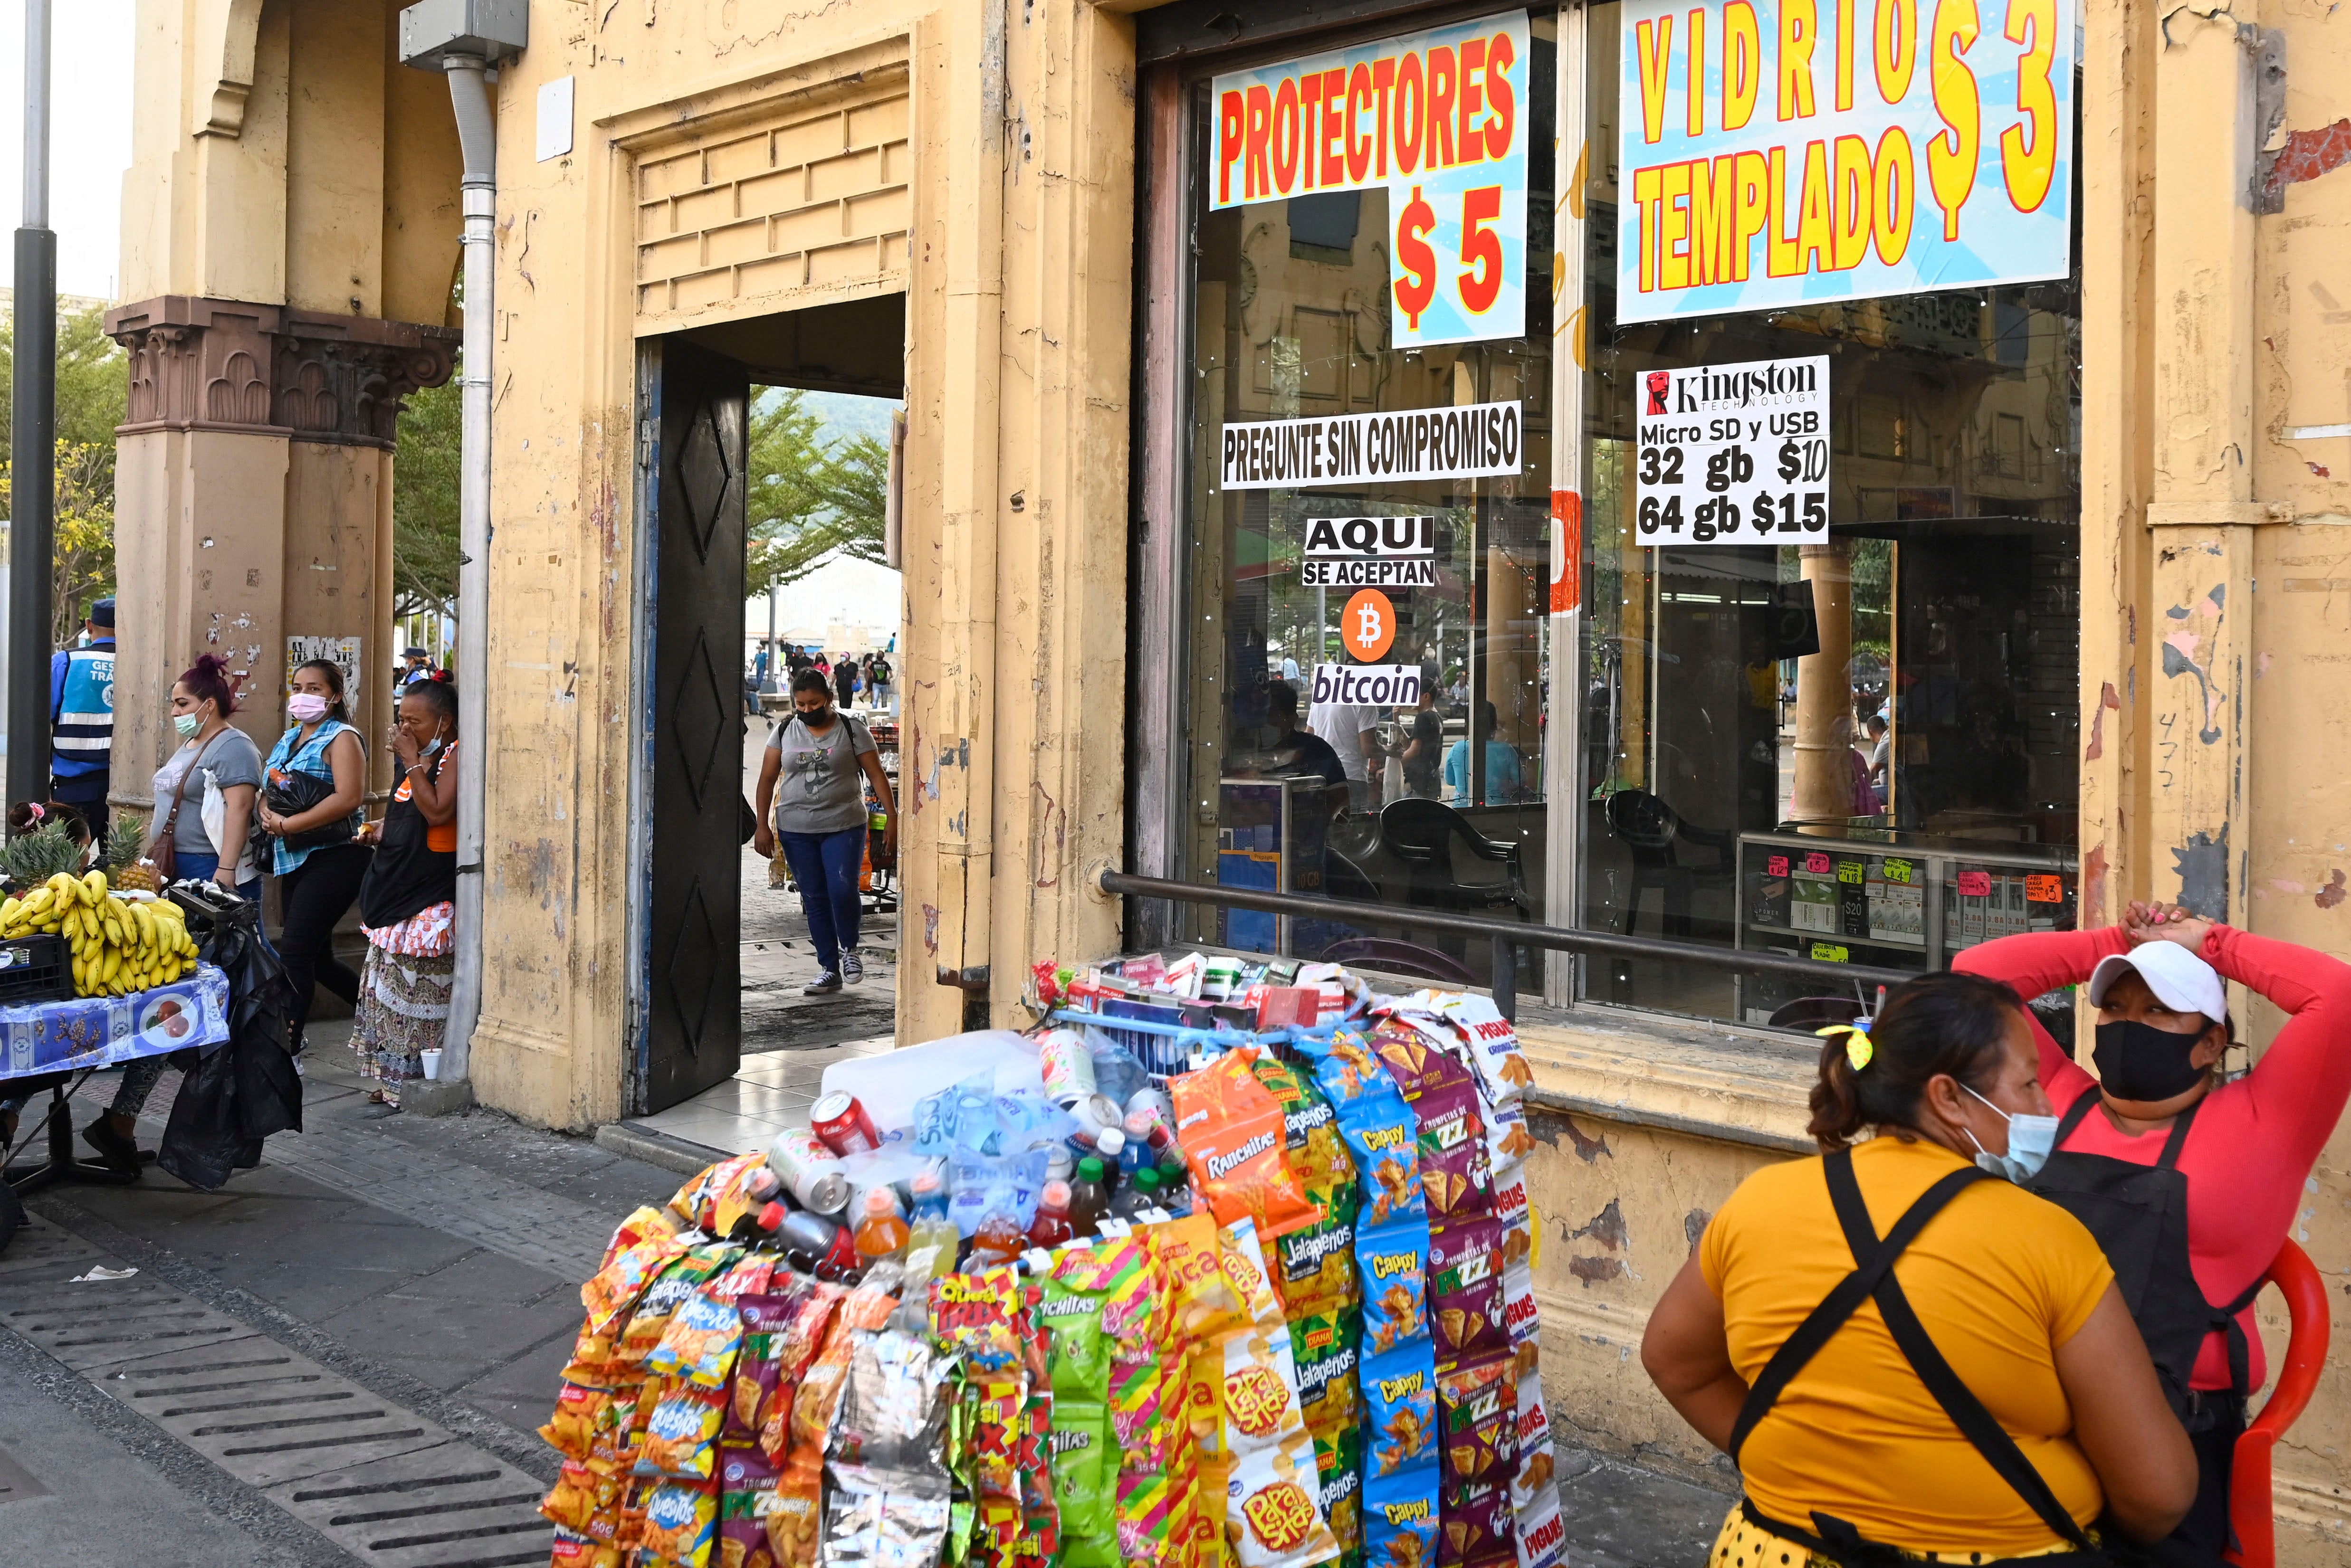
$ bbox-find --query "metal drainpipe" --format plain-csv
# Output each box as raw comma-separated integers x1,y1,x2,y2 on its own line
440,55,496,1083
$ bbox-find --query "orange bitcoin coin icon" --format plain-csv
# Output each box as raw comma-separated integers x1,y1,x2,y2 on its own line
1341,589,1396,661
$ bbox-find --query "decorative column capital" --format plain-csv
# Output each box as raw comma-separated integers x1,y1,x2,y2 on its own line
105,296,461,450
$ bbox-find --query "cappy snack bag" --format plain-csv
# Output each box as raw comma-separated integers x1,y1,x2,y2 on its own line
1333,1079,1425,1231
1361,1342,1440,1479
1357,1219,1431,1358
1173,1049,1322,1242
1362,1467,1440,1568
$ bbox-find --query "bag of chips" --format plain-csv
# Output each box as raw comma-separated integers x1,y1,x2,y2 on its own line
1510,1370,1555,1519
1362,1342,1439,1478
1271,1180,1357,1318
648,1291,745,1389
1363,1467,1440,1568
1248,1053,1344,1189
1048,1400,1119,1568
618,1249,737,1368
640,1384,730,1481
604,1204,685,1271
1434,1484,1515,1568
541,1457,628,1539
1218,1218,1285,1329
716,1442,782,1568
1332,1082,1424,1231
1436,1354,1517,1493
1410,1080,1492,1224
1218,1325,1307,1457
1512,1482,1564,1568
1500,1263,1539,1366
1357,1220,1430,1357
1435,995,1534,1111
817,1470,953,1568
1366,1019,1473,1105
1226,1441,1340,1568
639,1478,719,1566
551,1524,626,1568
1312,1422,1363,1561
1160,1212,1250,1346
1039,1247,1120,1401
1428,1220,1508,1367
1287,1307,1360,1437
543,1381,612,1461
1173,1050,1321,1243
583,1233,697,1337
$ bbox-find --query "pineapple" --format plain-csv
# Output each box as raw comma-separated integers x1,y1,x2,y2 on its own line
106,812,159,893
2,820,89,893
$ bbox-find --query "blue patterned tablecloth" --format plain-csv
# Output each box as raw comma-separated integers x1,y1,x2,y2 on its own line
0,963,232,1081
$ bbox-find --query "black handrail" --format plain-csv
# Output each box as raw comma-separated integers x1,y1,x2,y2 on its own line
1099,868,1914,1024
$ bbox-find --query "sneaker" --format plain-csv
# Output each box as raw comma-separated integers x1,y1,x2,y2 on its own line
841,950,864,986
81,1117,142,1175
803,970,843,996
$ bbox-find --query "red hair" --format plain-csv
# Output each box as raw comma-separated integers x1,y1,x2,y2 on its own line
178,654,243,717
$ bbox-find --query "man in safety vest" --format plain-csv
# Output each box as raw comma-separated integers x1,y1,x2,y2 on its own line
49,598,116,848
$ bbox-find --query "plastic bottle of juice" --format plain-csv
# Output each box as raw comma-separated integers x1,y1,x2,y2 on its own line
1092,1128,1128,1194
1067,1157,1109,1237
905,1174,958,1277
966,1209,1026,1269
1029,1179,1076,1247
1110,1165,1162,1221
854,1188,911,1265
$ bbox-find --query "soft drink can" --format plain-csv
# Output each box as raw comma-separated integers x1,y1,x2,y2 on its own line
1071,1093,1125,1143
768,1129,851,1215
810,1090,880,1156
1125,1086,1176,1137
776,1209,859,1277
1036,1028,1098,1109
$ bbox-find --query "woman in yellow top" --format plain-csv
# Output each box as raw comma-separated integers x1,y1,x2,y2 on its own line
1643,971,2196,1565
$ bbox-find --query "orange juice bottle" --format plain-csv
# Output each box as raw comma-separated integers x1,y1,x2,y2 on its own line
853,1188,910,1265
966,1208,1026,1270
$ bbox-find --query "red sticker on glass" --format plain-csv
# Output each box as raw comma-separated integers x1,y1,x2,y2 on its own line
1805,853,1832,874
2025,874,2064,903
1766,855,1789,877
1956,871,1993,897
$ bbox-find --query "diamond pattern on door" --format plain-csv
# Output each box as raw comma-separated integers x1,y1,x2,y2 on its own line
668,626,732,811
677,399,736,563
660,874,720,1058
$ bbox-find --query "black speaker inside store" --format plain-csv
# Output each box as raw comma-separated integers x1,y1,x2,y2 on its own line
1766,580,1822,661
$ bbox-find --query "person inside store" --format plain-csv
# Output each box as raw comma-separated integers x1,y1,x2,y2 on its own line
1245,681,1347,801
751,668,896,996
1864,711,1892,794
83,656,269,1171
1641,970,2196,1565
1443,701,1522,807
1399,681,1444,800
1307,690,1383,813
256,660,371,1052
350,676,459,1116
49,597,117,850
1954,899,2351,1564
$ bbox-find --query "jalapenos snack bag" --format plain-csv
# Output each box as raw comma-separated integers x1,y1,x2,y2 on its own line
1410,1080,1491,1224
1248,1053,1344,1190
1357,1220,1430,1358
1428,1220,1508,1368
1287,1306,1361,1437
1271,1180,1357,1318
1361,1344,1439,1479
1363,1468,1440,1568
1434,1354,1517,1494
1226,1442,1340,1568
1049,1400,1119,1568
1174,1049,1321,1243
1311,1423,1364,1562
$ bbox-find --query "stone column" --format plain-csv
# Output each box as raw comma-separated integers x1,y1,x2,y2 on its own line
1789,540,1854,826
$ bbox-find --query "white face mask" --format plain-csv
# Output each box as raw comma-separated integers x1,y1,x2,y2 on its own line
1961,1083,2060,1184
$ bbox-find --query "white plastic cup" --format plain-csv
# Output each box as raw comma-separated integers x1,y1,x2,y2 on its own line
420,1048,443,1081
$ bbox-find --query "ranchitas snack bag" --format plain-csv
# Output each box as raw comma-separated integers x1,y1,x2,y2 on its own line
1173,1048,1321,1243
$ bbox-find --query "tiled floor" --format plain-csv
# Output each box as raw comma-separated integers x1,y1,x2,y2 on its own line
629,1033,896,1157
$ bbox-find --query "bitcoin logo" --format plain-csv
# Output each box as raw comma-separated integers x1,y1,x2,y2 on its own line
1341,589,1396,662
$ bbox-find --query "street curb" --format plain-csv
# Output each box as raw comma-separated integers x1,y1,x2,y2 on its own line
401,1074,477,1117
594,1120,731,1174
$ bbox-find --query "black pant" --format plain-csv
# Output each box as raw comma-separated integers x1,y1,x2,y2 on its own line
2164,1391,2246,1565
277,843,369,1042
50,783,108,854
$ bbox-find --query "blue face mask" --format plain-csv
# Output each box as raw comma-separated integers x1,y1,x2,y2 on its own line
1962,1084,2059,1183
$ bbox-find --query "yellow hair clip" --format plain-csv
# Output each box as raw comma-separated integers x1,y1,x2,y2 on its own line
1817,1022,1873,1072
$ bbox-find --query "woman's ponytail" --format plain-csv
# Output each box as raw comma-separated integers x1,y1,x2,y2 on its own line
1802,970,2024,1149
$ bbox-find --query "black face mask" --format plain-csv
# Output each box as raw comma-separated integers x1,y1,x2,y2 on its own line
2091,1018,2212,1102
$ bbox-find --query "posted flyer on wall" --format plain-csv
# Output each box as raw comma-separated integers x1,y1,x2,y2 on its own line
1634,355,1830,545
1211,11,1530,347
1615,0,2076,323
1221,402,1524,491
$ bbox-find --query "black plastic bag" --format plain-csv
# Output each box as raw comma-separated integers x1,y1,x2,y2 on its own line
157,887,304,1192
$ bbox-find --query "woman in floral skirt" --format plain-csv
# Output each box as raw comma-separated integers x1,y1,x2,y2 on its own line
350,677,459,1114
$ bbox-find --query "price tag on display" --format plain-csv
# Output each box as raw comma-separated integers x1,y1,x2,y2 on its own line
1766,855,1790,877
1804,852,1832,875
1810,942,1850,964
2025,874,2065,903
1835,860,1864,885
1635,356,1830,546
1882,858,1913,885
1956,871,1993,897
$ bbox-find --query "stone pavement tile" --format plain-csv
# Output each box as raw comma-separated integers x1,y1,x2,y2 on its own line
376,1246,574,1309
318,1277,582,1390
452,1330,581,1434
1553,1446,1736,1568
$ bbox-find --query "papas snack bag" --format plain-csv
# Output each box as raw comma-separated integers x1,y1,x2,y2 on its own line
1226,1442,1340,1568
1427,1220,1508,1368
1217,1326,1306,1457
1173,1049,1321,1243
1357,1220,1431,1358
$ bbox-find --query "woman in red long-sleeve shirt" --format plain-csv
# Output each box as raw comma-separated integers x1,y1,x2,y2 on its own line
1955,904,2351,1565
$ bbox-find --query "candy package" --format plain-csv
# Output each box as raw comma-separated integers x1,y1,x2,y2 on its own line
1428,1220,1508,1367
1312,1423,1363,1561
1218,1325,1307,1456
1436,1355,1518,1493
1271,1181,1358,1318
1286,1307,1360,1437
640,1384,729,1481
1357,1220,1430,1357
1411,1080,1491,1223
647,1291,745,1389
1226,1442,1340,1568
1048,1400,1119,1568
1363,1467,1440,1568
639,1478,719,1566
1435,1484,1515,1568
1362,1342,1439,1478
1173,1049,1322,1242
716,1443,782,1568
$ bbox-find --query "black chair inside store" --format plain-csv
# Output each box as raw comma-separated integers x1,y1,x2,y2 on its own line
1316,937,1481,988
1604,787,1735,941
1376,799,1533,928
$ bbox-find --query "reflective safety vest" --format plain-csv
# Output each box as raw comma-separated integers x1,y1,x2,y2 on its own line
50,645,115,779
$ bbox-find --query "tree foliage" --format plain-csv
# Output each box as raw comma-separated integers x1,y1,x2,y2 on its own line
392,376,462,618
0,305,128,643
746,389,889,597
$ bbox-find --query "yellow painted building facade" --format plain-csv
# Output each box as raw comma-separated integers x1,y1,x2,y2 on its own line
106,0,2351,1555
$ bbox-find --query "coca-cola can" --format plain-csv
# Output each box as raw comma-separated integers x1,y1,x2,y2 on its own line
1036,1028,1098,1109
810,1090,880,1156
768,1129,851,1215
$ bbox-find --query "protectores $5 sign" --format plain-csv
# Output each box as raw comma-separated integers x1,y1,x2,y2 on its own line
1211,12,1530,349
1616,0,2074,323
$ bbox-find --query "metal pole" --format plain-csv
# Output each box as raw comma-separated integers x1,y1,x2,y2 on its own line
8,0,57,816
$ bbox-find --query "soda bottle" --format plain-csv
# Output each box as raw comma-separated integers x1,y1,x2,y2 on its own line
1067,1157,1109,1237
1029,1179,1076,1247
1110,1165,1162,1221
905,1172,958,1277
967,1209,1026,1269
1117,1115,1151,1178
1093,1127,1128,1193
854,1187,911,1266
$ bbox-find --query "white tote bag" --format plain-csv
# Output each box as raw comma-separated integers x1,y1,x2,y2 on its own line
199,767,262,884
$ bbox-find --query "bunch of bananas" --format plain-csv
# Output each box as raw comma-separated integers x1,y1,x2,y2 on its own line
0,872,200,997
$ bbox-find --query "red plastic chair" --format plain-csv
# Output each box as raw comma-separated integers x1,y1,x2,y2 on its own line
2224,1240,2332,1568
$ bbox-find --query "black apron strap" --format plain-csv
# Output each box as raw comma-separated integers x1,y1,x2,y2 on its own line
2154,1097,2203,1172
1822,1153,2101,1554
2055,1083,2104,1144
1727,1152,1988,1460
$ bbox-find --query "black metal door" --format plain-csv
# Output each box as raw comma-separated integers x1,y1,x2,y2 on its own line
642,339,749,1113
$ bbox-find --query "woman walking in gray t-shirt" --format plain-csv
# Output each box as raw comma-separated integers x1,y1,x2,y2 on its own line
750,669,898,993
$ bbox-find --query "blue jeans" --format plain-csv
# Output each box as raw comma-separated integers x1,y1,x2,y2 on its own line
779,827,864,974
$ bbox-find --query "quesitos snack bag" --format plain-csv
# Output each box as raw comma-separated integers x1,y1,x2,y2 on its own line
1435,1355,1517,1494
1410,1079,1491,1224
639,1478,719,1565
583,1232,697,1338
1361,1343,1439,1479
1357,1220,1430,1358
647,1291,745,1389
639,1384,729,1480
618,1248,737,1368
1428,1220,1508,1368
1174,1049,1321,1243
1363,1468,1440,1568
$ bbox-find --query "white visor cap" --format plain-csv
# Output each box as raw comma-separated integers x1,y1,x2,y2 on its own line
2086,941,2227,1023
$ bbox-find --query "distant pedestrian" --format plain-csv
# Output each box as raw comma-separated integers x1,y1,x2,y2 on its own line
866,650,894,712
49,598,116,849
351,678,459,1115
835,656,860,712
256,661,370,1050
751,669,896,995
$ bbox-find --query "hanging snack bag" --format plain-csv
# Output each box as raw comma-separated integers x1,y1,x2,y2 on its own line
1357,1221,1430,1359
618,1249,737,1368
1227,1442,1341,1568
726,1283,806,1439
1048,1400,1119,1568
1428,1220,1508,1368
1488,1166,1532,1273
1299,1027,1378,1111
542,1380,612,1462
1411,1080,1491,1224
1500,1264,1540,1381
647,1290,745,1390
716,1442,783,1568
1435,995,1534,1112
639,1478,720,1567
1334,1083,1424,1231
1219,1325,1307,1457
1512,1483,1564,1568
1160,1212,1250,1345
1313,1423,1364,1566
1366,1019,1472,1105
1434,1484,1515,1568
1511,1372,1555,1517
1362,1342,1439,1479
584,1233,696,1337
1248,1052,1344,1190
552,1525,625,1568
1271,1178,1358,1319
540,1458,628,1540
1287,1306,1361,1438
1218,1218,1285,1329
1040,1243,1126,1402
603,1204,684,1271
755,1283,846,1460
1363,1468,1440,1568
1435,1354,1518,1495
1173,1049,1321,1243
640,1384,730,1481
817,1473,953,1568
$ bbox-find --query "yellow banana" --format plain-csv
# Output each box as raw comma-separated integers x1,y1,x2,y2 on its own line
130,903,154,949
81,871,104,906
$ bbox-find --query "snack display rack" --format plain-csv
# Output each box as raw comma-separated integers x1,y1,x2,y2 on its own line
539,956,1561,1568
